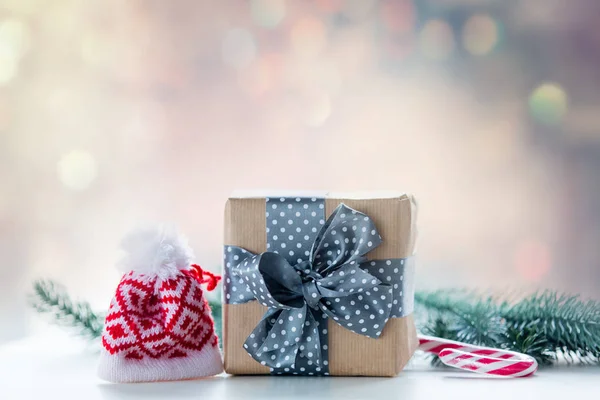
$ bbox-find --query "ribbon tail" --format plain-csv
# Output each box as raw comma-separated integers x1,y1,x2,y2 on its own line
297,308,323,367
243,307,309,369
242,308,284,368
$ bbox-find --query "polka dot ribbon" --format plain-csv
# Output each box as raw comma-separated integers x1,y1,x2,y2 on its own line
223,198,415,376
418,335,538,377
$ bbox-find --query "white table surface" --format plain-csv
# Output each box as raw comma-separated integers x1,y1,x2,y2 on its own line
2,330,598,400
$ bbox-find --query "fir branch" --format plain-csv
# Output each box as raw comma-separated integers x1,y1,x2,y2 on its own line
501,325,555,366
421,317,457,366
414,288,477,316
30,279,104,339
208,300,222,340
416,290,505,347
452,300,506,347
416,289,600,365
500,291,600,362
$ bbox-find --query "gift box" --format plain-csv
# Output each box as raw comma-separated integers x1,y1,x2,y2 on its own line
222,192,418,376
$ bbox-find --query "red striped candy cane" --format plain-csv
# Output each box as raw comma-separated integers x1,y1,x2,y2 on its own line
417,335,538,377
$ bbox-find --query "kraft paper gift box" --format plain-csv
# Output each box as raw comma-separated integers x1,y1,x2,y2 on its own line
222,192,418,376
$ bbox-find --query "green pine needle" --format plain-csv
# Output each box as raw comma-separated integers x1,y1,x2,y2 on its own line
30,279,104,339
421,317,456,366
414,288,478,316
209,298,222,340
452,300,506,347
501,326,555,366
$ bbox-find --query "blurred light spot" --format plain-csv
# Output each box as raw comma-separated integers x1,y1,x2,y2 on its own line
303,90,331,127
380,0,414,34
0,19,27,86
290,17,327,58
342,0,377,21
514,239,552,282
419,19,455,60
251,0,286,28
529,83,568,126
0,44,18,85
57,150,98,191
222,28,256,69
462,14,500,55
0,19,30,58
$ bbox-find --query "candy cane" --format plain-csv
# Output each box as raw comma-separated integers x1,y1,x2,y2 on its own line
417,335,538,377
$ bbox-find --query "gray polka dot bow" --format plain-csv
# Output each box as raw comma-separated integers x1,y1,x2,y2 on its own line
224,203,408,375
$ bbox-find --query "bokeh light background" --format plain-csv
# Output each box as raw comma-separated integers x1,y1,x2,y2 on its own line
2,0,599,342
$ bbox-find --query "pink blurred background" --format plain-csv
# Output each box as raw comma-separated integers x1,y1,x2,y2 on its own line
1,0,598,342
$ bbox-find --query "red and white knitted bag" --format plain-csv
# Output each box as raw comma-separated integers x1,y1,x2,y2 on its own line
98,226,223,383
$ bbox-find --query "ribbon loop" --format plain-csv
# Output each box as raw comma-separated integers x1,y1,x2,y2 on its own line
232,252,305,309
310,204,383,275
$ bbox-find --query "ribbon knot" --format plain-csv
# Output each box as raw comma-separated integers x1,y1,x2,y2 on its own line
302,279,323,309
229,204,397,371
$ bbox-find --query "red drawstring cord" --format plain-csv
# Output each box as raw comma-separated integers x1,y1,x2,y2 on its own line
189,264,221,291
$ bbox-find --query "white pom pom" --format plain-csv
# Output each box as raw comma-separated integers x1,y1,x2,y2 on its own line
118,224,194,279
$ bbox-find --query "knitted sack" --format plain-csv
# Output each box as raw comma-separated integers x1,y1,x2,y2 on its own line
98,226,223,382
